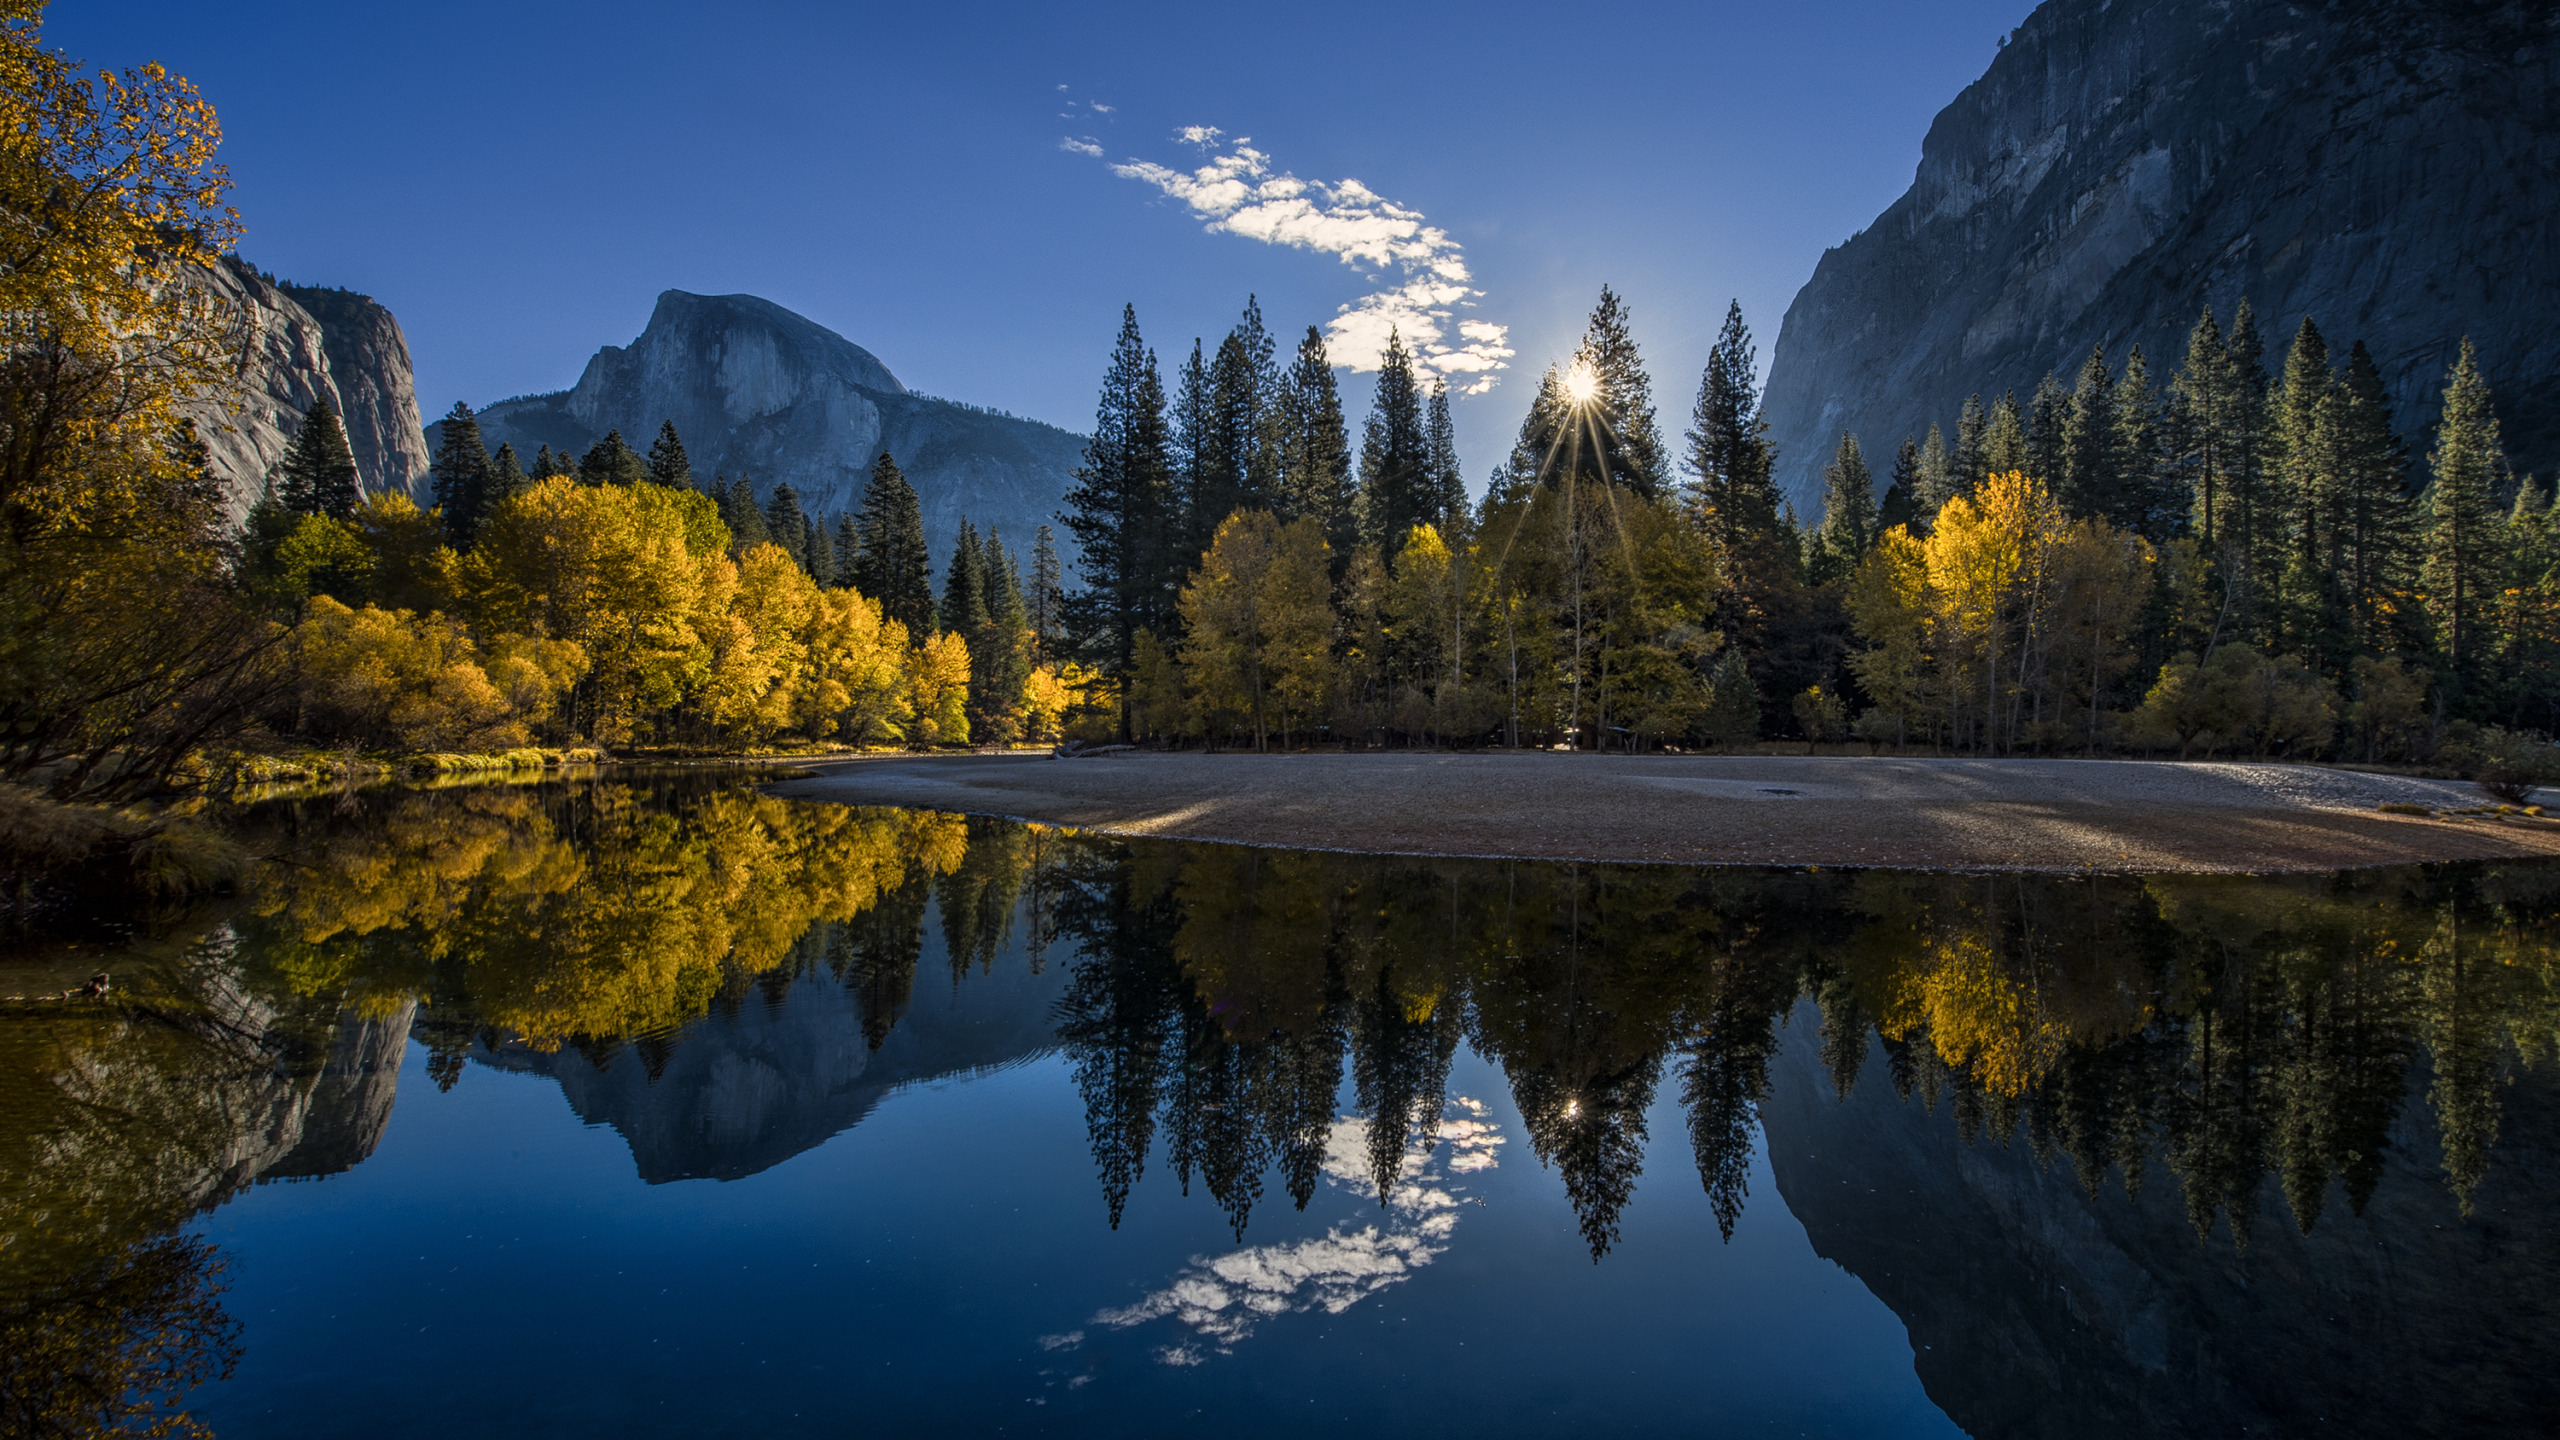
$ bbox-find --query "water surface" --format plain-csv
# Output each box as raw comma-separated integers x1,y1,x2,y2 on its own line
5,771,2555,1437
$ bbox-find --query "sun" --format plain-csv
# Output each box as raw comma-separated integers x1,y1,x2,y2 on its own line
1562,363,1599,405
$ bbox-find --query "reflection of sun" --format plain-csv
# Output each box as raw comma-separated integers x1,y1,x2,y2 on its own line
1563,363,1599,405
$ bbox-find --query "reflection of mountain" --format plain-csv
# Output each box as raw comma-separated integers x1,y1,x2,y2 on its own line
1761,1003,2560,1439
480,951,1067,1183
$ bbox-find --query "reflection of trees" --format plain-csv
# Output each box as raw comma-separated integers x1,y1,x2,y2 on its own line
0,1234,240,1440
1041,841,2560,1255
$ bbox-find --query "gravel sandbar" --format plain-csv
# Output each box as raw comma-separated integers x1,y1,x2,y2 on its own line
769,752,2560,873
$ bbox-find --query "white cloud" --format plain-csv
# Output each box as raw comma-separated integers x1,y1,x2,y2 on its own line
1059,137,1103,158
1082,131,1511,393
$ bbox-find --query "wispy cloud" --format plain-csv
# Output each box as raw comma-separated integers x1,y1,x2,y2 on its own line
1058,137,1103,158
1071,130,1512,393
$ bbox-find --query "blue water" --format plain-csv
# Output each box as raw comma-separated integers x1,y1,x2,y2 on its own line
191,1023,1955,1438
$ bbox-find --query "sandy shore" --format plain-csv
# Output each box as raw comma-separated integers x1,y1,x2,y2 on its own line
767,752,2560,873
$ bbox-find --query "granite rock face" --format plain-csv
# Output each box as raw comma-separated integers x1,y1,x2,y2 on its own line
188,257,430,523
1759,0,2560,513
461,290,1087,567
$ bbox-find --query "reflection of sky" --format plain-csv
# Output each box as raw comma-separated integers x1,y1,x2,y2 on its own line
1043,1099,1507,1365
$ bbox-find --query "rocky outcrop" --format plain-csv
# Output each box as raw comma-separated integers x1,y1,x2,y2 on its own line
459,290,1086,567
189,257,430,522
1759,0,2560,512
1759,1005,2560,1438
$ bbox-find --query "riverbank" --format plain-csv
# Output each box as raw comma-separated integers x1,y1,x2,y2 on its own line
768,752,2560,873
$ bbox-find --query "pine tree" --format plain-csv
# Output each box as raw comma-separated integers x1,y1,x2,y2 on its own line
719,475,772,550
531,444,573,479
2271,316,2338,660
1275,325,1354,564
2026,372,2069,489
860,450,935,637
487,443,526,509
941,519,989,637
647,420,693,487
1059,305,1179,680
1685,301,1780,552
1878,435,1920,535
1425,380,1465,527
2227,299,2276,594
806,512,838,587
2329,342,2414,654
1982,391,2027,478
833,512,863,590
2422,339,2507,693
2112,346,2171,538
977,529,1034,739
1357,329,1432,554
766,482,811,570
1172,337,1213,554
1915,422,1956,525
579,429,647,486
281,393,361,519
430,400,492,548
1954,394,1989,498
2060,346,2117,519
1576,285,1668,497
1811,432,1875,583
1029,524,1064,657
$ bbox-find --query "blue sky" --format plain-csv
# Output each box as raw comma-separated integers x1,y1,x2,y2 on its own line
67,0,2037,486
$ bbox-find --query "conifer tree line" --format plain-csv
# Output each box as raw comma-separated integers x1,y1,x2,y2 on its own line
1057,289,2559,762
234,398,1084,756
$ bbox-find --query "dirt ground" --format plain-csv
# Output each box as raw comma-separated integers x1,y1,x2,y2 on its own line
767,752,2560,873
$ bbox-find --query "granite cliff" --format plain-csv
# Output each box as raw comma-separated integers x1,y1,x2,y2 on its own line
191,256,431,522
1759,0,2560,513
456,290,1087,567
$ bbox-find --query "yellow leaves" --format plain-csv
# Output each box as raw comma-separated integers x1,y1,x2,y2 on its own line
292,597,577,752
1176,510,1334,745
909,629,973,746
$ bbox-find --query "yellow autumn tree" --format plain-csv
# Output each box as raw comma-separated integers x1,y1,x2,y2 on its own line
1178,511,1335,749
907,629,972,746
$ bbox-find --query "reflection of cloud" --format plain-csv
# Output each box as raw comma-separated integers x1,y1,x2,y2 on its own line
1074,132,1513,393
1045,1098,1504,1365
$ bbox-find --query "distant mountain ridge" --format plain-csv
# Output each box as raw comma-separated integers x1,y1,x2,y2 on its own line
1759,0,2560,513
454,290,1087,568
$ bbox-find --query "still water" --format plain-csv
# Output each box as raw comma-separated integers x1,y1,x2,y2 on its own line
5,771,2556,1437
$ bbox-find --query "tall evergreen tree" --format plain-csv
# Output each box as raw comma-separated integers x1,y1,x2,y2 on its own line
805,512,838,587
2328,342,2414,654
2271,316,2339,659
719,475,772,550
2422,339,2507,693
1200,307,1272,538
647,420,693,487
1915,421,1956,525
579,429,647,486
281,394,362,519
1811,431,1875,583
1878,434,1920,535
1171,338,1213,554
2026,372,2069,489
1275,326,1354,564
859,451,935,637
430,400,492,547
977,529,1034,738
2112,346,2172,538
2060,346,2118,519
487,443,526,510
1685,301,1780,552
1954,394,1990,497
1059,305,1179,680
1982,391,2028,477
1357,329,1433,553
941,519,989,637
833,512,863,590
1575,285,1668,498
766,482,811,570
1029,524,1065,657
1425,380,1465,527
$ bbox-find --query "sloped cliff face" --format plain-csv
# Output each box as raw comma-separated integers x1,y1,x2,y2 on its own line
1760,0,2560,512
465,291,1086,566
1759,1009,2560,1438
190,258,430,522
